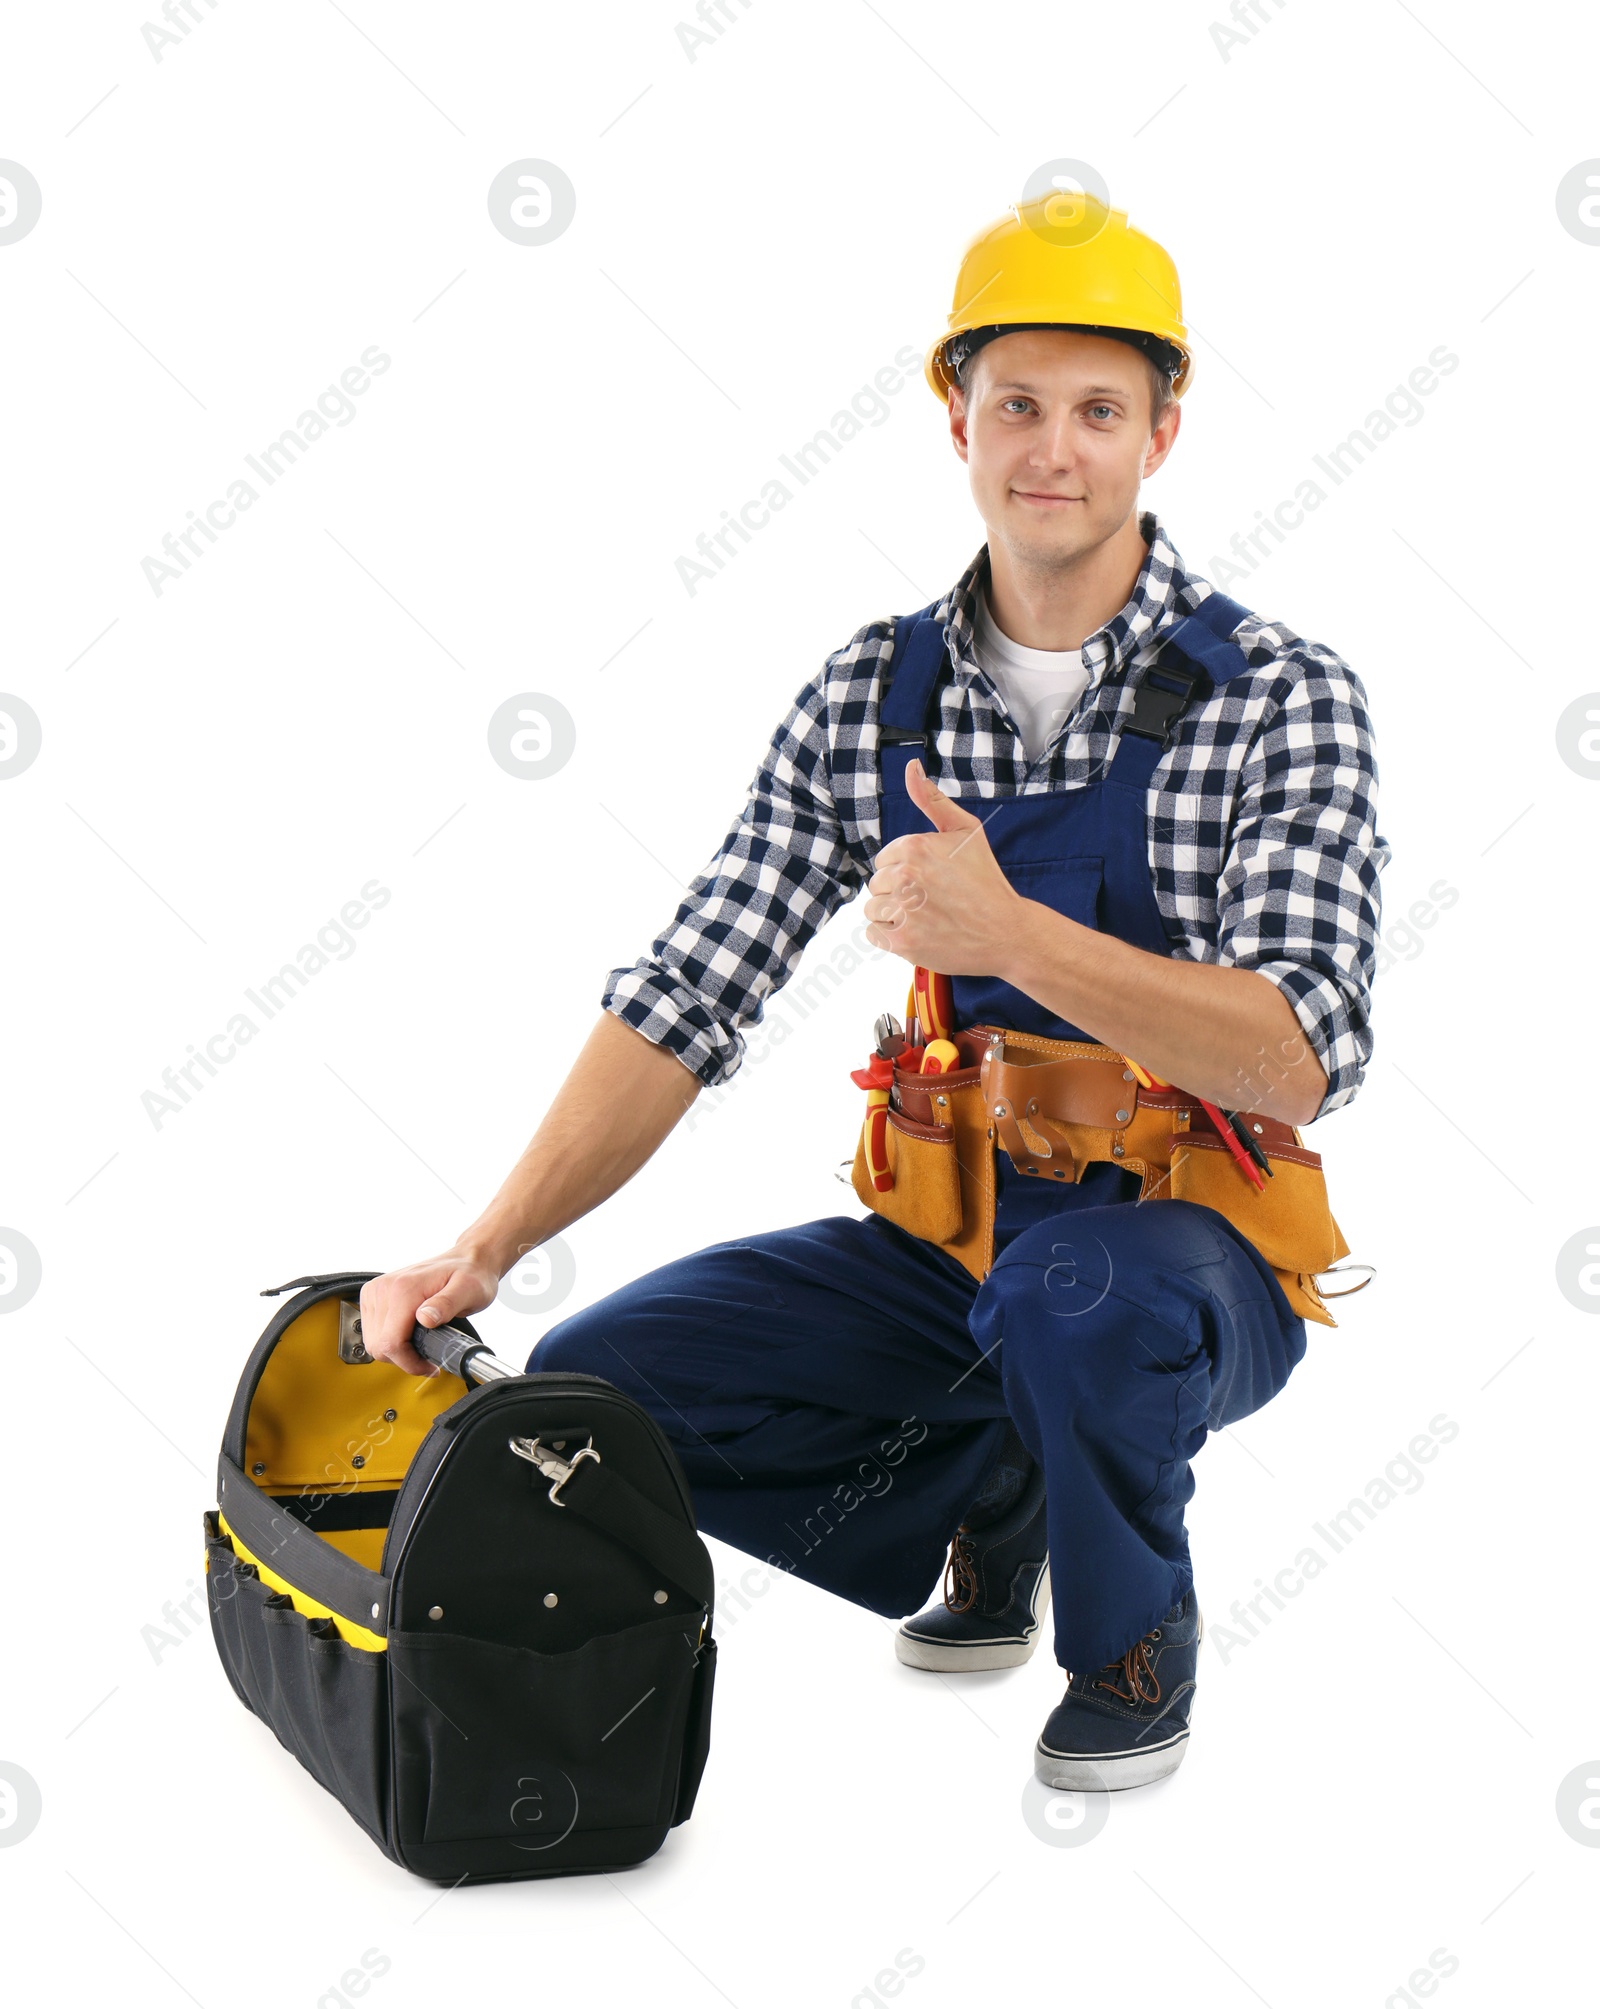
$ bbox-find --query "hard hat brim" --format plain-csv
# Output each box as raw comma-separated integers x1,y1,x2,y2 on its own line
925,321,1193,405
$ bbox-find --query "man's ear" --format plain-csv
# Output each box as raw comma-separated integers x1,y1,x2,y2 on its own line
1143,400,1180,478
948,383,971,463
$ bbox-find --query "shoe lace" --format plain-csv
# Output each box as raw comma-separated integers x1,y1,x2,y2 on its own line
943,1526,980,1613
1091,1625,1163,1705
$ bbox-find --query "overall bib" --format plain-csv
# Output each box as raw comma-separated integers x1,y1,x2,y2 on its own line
530,589,1309,1674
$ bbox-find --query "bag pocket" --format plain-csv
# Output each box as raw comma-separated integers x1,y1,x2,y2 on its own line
1168,1136,1340,1276
672,1636,717,1825
851,1106,962,1244
204,1512,389,1846
204,1518,258,1714
388,1613,704,1860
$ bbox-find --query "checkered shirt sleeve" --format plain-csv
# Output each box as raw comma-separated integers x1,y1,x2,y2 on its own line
1197,628,1386,1117
601,666,871,1089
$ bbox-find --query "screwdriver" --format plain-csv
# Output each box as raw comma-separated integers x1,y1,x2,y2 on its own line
1125,1056,1264,1193
1224,1110,1274,1180
914,965,956,1042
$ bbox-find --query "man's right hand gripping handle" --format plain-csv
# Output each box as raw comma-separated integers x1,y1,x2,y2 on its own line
359,1255,502,1377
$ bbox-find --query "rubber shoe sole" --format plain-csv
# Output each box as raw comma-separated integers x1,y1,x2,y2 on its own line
1033,1724,1189,1791
894,1566,1051,1672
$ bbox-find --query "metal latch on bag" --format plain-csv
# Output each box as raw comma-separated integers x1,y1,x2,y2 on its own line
510,1433,601,1506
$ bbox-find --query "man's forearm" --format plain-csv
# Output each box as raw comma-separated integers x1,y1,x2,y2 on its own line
457,1011,704,1275
996,899,1329,1125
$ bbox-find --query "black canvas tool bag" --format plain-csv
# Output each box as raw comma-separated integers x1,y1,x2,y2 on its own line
205,1271,717,1882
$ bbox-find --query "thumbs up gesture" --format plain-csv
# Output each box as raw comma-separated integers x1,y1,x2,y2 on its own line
862,759,1029,974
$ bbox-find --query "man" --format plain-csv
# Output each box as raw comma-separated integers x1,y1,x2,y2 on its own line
361,192,1389,1792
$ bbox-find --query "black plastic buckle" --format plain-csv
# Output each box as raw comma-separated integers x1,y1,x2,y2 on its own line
1123,668,1206,748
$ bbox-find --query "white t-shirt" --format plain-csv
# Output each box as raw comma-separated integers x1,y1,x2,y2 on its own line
971,588,1091,767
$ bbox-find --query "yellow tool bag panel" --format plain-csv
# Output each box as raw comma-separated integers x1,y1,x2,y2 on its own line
852,1026,1356,1327
206,1271,718,1882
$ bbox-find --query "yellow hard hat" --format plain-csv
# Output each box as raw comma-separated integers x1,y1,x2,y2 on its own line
925,191,1193,405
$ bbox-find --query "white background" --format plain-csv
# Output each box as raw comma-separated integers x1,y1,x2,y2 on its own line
2,1,1597,2003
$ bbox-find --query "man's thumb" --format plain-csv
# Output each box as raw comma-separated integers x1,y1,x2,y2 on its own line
907,757,979,831
417,1268,486,1326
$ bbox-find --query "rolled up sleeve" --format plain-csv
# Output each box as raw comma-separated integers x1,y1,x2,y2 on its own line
1215,646,1390,1119
602,670,866,1089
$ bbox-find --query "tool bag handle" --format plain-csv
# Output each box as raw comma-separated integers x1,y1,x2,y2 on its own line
408,1319,495,1381
412,1324,715,1612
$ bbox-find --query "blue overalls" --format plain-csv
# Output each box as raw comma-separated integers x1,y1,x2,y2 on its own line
530,587,1308,1674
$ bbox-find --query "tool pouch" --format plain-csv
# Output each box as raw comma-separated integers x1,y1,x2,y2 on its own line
850,1027,997,1279
1166,1126,1351,1325
1168,1133,1340,1271
851,1107,962,1244
850,1025,1354,1326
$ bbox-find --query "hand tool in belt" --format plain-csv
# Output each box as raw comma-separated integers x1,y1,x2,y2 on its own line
1126,1057,1266,1193
913,966,955,1042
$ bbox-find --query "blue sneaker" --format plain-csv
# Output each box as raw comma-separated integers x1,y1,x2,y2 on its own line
1034,1589,1202,1790
896,1457,1050,1672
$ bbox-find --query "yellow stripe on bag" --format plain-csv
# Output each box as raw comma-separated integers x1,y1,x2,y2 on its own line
213,1513,388,1652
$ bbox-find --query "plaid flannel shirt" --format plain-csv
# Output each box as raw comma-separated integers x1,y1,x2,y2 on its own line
604,509,1391,1120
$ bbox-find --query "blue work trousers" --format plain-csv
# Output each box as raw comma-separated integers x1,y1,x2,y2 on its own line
528,1200,1306,1672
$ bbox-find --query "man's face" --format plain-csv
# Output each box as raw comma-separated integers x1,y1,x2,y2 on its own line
948,328,1179,569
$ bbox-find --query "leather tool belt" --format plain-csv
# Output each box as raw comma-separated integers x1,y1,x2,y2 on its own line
849,1023,1353,1327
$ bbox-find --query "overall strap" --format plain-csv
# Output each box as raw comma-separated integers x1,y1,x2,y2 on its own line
1106,590,1255,794
878,603,946,797
1102,589,1256,950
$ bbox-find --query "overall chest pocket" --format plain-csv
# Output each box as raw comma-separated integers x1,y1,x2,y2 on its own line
999,856,1106,933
